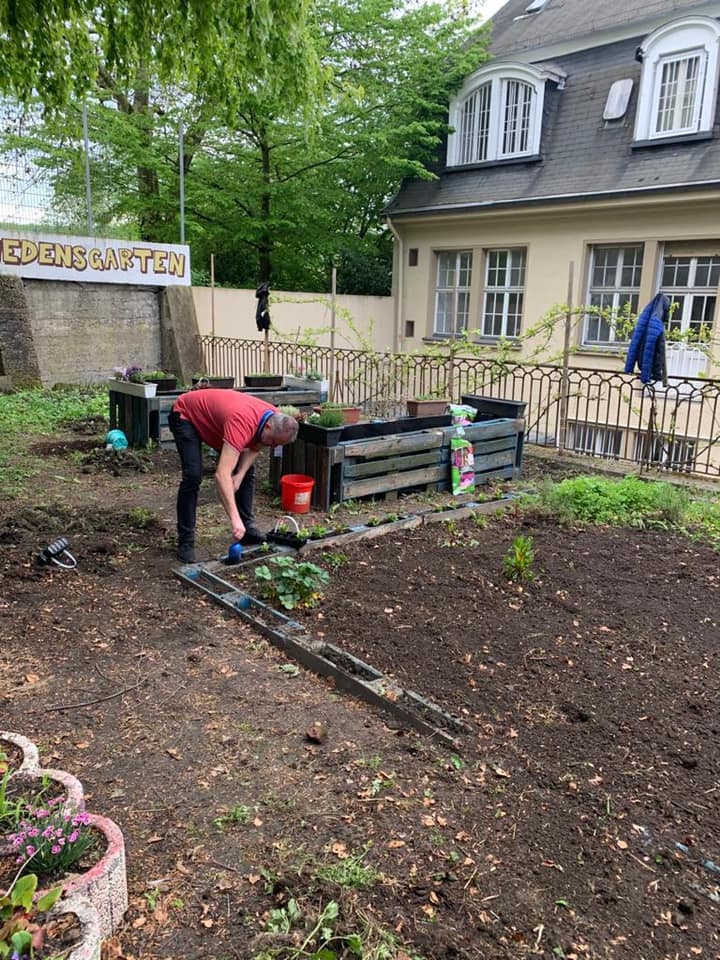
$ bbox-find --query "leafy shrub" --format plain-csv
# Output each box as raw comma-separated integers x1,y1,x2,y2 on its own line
254,556,329,609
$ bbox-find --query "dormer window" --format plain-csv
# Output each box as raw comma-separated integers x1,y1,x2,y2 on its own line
634,16,720,142
447,63,559,166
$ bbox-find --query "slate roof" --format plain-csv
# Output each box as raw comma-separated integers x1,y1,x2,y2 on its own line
490,0,716,58
386,1,720,218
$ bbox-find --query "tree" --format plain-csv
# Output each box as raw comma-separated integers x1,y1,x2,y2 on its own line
0,0,320,111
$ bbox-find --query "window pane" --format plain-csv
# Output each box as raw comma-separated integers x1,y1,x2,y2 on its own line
585,244,643,345
482,248,525,338
662,254,718,337
502,80,533,155
434,251,473,336
656,55,701,134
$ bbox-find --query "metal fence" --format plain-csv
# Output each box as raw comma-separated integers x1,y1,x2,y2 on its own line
201,335,720,478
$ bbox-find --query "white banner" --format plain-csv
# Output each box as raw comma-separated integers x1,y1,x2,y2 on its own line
0,231,191,286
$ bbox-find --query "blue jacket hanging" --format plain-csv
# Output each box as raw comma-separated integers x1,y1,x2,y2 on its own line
624,293,669,385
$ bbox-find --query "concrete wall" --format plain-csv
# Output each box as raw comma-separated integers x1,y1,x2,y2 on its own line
192,287,396,352
0,280,202,387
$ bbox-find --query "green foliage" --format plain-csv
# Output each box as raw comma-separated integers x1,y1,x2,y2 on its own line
0,1,321,112
0,386,107,498
254,556,329,609
315,408,344,428
0,873,62,960
214,804,251,830
127,507,156,529
538,475,690,527
314,845,382,890
503,535,535,583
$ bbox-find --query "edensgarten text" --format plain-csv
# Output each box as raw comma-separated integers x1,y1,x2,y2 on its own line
0,238,187,277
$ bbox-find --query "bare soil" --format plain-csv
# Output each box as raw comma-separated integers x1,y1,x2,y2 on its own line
1,422,718,960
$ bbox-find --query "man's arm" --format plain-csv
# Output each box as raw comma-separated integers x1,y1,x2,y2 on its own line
215,442,257,542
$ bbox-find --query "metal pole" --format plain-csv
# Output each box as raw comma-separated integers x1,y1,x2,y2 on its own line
330,266,337,400
82,104,94,235
178,119,185,244
210,254,216,374
558,261,574,452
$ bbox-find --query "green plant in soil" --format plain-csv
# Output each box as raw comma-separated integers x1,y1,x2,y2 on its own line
314,407,344,428
314,844,382,890
503,535,535,583
0,873,63,960
214,804,251,830
254,556,329,609
321,552,348,569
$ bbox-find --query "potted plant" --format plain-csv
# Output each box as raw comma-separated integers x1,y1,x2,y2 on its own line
108,367,157,398
192,374,235,389
298,406,345,446
143,370,178,393
243,372,283,389
314,401,362,425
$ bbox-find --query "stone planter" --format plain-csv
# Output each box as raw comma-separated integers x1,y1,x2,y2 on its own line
0,730,40,771
48,894,103,960
107,379,157,398
62,813,128,938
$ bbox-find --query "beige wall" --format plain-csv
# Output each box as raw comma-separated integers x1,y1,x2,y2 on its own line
390,191,720,371
192,286,395,352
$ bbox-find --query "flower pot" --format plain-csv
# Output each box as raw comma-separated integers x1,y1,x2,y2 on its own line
298,422,344,447
406,398,450,417
192,376,235,389
460,394,527,421
312,405,362,425
107,379,157,398
61,813,128,938
243,374,283,389
49,894,103,960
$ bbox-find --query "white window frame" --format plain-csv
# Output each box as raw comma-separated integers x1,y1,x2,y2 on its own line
448,63,550,166
481,248,526,339
433,250,473,337
583,244,644,347
567,422,623,459
634,17,720,142
660,252,719,340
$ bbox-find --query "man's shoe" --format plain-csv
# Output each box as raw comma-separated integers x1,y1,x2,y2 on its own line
177,543,196,563
241,526,267,546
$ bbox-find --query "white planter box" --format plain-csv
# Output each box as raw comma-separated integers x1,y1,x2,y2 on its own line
108,379,157,398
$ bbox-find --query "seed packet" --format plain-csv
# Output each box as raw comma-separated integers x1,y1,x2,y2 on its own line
448,404,477,426
450,435,475,495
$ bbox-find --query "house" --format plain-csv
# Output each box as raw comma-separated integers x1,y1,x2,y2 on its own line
385,0,720,384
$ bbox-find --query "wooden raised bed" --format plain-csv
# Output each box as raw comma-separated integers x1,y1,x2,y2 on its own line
271,416,524,509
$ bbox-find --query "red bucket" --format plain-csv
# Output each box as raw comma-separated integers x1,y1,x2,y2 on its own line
280,474,315,514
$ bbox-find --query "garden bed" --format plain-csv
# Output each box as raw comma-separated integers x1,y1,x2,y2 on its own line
0,421,718,959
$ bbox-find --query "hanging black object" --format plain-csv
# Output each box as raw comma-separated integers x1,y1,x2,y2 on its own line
37,537,77,569
255,281,271,332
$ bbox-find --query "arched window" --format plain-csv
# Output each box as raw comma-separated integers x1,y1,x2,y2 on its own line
448,63,558,166
634,16,720,142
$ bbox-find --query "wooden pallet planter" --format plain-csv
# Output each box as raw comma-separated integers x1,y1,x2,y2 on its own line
270,416,524,509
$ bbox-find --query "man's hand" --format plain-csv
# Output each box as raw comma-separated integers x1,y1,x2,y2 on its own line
232,518,246,542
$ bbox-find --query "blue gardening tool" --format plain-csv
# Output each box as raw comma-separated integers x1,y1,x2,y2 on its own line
222,542,243,565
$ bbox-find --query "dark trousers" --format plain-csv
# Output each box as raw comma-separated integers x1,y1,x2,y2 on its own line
169,411,256,546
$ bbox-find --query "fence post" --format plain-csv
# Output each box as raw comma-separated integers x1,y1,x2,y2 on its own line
557,261,574,452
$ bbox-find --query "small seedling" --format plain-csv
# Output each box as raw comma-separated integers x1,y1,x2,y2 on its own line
503,534,535,582
214,804,251,830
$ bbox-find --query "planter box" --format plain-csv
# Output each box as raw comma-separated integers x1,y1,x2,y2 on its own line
406,398,450,417
145,376,178,393
244,374,283,389
192,376,235,389
107,379,157,398
461,394,527,421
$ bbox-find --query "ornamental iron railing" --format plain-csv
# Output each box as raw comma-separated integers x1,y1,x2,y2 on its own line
200,335,720,477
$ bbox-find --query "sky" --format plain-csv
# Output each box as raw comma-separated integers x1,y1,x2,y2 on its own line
481,0,508,21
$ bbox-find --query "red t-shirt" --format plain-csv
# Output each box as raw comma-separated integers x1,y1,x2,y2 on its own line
173,390,278,452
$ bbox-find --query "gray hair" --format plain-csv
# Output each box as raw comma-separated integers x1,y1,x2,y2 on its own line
267,413,299,445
